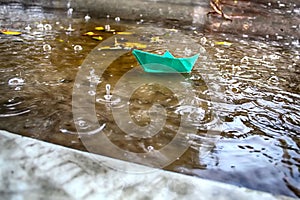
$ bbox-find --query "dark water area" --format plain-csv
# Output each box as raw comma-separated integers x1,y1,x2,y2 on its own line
0,1,299,198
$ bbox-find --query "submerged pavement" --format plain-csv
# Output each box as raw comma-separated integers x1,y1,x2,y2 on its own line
0,130,294,200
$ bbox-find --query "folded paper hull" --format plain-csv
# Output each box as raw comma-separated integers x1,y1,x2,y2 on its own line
132,49,199,73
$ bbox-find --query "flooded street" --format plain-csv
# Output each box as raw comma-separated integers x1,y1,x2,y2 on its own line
0,1,299,198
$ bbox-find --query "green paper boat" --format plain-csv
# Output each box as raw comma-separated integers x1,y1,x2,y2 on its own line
132,49,199,73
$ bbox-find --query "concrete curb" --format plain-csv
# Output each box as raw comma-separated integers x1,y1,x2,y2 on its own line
0,130,294,200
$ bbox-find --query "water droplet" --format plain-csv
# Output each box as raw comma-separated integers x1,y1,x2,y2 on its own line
43,44,52,52
147,146,154,152
74,45,83,52
85,14,91,22
115,17,120,22
43,24,52,31
67,8,73,18
104,84,112,101
8,77,25,86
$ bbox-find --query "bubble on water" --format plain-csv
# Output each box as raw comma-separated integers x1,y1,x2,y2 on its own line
67,8,73,18
85,14,91,22
43,24,52,31
115,17,120,22
43,44,52,52
147,146,154,152
8,77,25,86
74,45,83,52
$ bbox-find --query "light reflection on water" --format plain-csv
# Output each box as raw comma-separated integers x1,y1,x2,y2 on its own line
0,2,299,198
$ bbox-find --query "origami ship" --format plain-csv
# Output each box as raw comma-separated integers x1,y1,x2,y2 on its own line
132,49,199,73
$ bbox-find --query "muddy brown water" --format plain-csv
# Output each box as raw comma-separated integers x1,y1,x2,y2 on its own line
0,2,299,198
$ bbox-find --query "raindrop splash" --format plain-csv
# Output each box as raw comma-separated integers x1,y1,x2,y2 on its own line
104,84,112,101
74,45,83,52
84,14,91,22
43,24,52,31
43,44,52,52
67,8,73,18
8,77,25,86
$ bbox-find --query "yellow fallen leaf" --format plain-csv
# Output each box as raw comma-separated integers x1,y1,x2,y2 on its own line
1,30,22,36
124,42,147,49
117,32,133,35
215,41,232,46
150,36,163,43
92,36,103,41
95,27,104,31
84,31,97,36
106,29,116,32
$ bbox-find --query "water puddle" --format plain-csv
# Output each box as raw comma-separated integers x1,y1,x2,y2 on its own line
0,2,299,198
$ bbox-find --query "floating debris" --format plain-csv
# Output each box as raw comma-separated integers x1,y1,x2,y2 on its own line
215,41,232,46
115,17,121,22
92,36,103,41
150,36,163,43
124,42,147,49
95,26,104,31
0,30,22,36
83,31,101,36
116,32,133,35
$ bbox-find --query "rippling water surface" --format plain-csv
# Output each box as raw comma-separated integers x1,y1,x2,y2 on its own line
0,2,299,198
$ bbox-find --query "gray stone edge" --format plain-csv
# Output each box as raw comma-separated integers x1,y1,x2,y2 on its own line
0,130,295,200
